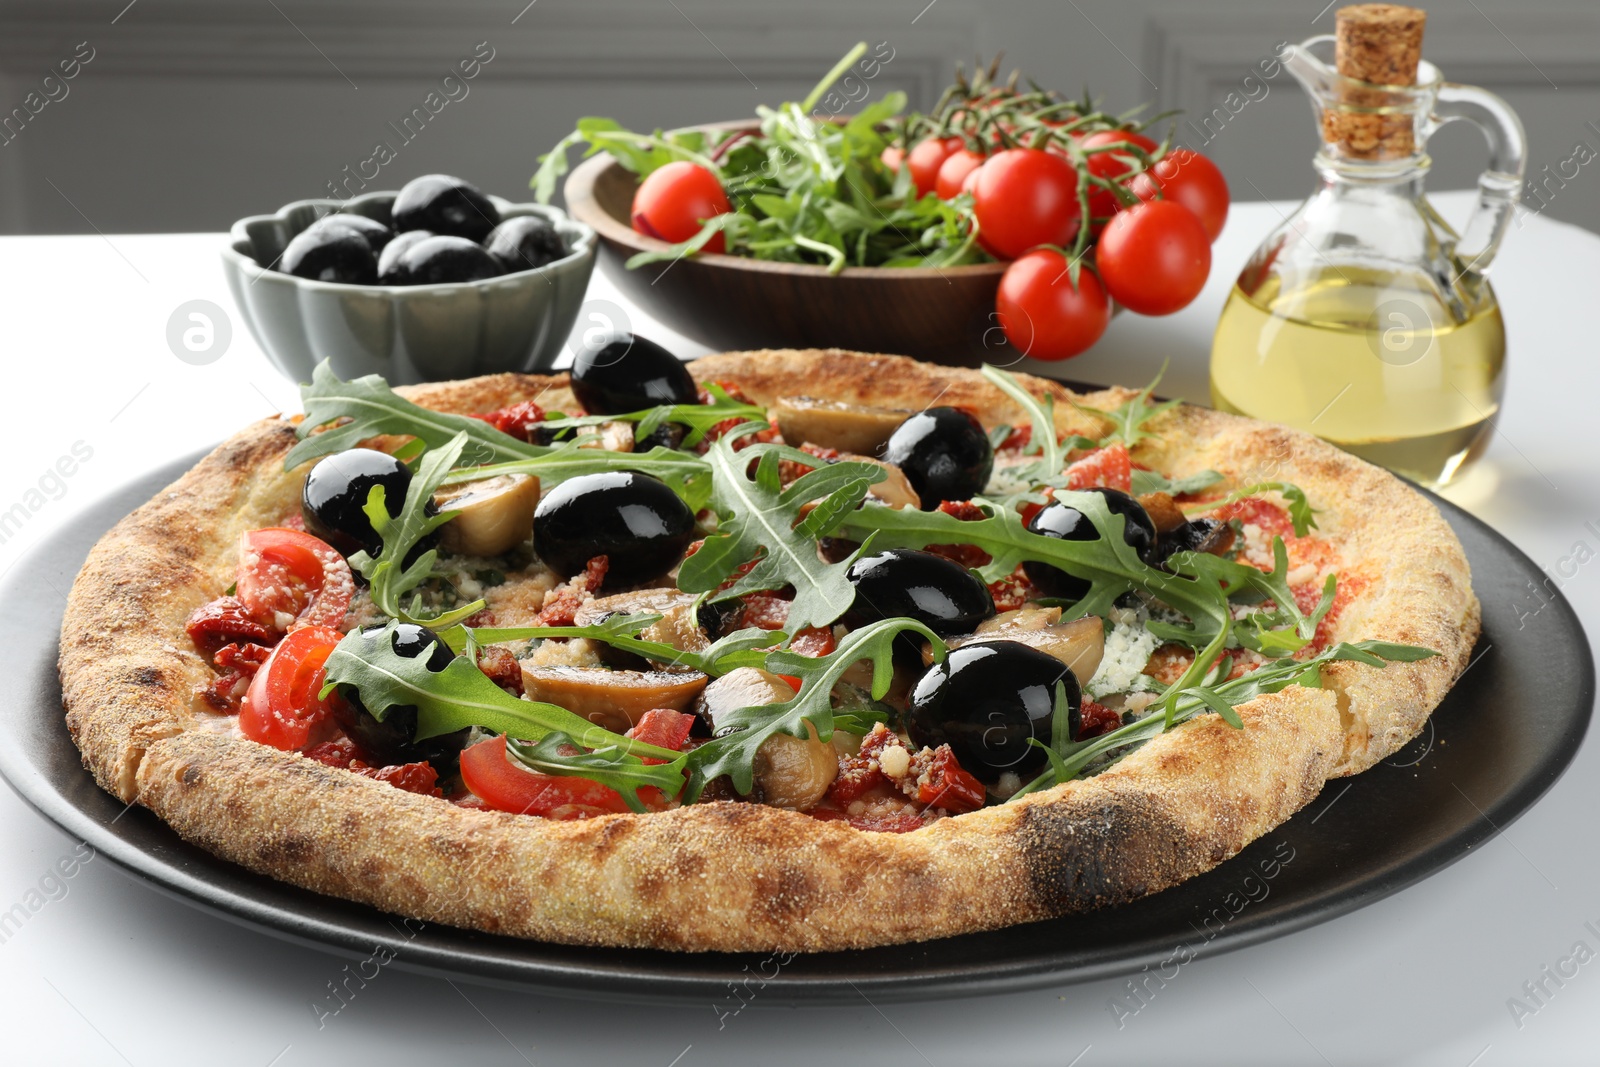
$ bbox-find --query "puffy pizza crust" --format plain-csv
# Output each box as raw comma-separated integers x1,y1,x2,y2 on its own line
59,350,1478,951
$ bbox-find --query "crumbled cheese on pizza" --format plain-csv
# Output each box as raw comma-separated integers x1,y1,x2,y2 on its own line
1238,522,1272,568
878,741,911,778
521,637,604,669
1124,691,1161,716
1086,616,1160,698
984,463,1038,498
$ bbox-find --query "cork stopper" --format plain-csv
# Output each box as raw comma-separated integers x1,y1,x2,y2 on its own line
1322,4,1427,159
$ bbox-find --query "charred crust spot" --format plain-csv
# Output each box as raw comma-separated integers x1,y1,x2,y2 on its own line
1016,795,1198,912
760,866,817,922
128,666,165,689
213,420,298,475
588,817,636,863
179,763,201,786
257,833,315,865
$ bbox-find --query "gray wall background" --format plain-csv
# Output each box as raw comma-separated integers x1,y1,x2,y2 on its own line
0,0,1596,236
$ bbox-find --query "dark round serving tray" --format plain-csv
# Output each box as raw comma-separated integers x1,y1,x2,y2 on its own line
0,449,1590,1005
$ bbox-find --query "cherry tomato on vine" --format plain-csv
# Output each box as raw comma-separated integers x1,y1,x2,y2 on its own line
1129,148,1231,241
1095,200,1211,316
630,161,731,253
1078,129,1159,231
1079,128,1159,155
970,148,1082,260
881,144,906,172
907,137,963,197
995,250,1111,361
935,148,986,199
239,624,344,750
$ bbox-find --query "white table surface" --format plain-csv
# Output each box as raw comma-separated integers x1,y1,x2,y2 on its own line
0,192,1594,1066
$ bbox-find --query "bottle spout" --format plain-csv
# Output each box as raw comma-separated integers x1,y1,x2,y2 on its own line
1283,36,1338,99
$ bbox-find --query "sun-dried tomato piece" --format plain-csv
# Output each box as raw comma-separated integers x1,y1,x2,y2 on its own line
476,644,524,696
914,746,987,813
199,640,275,711
303,736,366,770
938,500,987,522
825,723,902,806
531,555,610,626
922,502,994,567
579,555,609,591
197,672,248,712
186,595,271,658
698,420,780,454
214,641,272,676
827,760,886,804
986,566,1039,612
1076,699,1123,740
476,399,549,443
351,760,443,797
700,380,753,405
827,724,895,804
313,733,443,796
779,443,840,485
462,607,498,628
531,588,583,628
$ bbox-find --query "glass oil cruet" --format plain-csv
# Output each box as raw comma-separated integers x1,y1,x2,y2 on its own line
1210,5,1526,486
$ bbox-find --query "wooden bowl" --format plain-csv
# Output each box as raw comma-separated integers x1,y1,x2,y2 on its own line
563,147,1009,366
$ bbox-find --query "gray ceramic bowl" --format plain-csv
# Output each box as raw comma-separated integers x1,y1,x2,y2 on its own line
222,191,596,385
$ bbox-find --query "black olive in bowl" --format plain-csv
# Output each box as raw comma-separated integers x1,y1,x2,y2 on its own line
333,623,472,769
1023,488,1159,601
224,190,598,386
485,215,567,272
280,226,377,284
392,174,499,242
907,640,1082,784
570,332,699,415
844,549,995,635
392,235,502,286
376,229,433,284
880,407,994,509
533,471,694,588
307,213,394,252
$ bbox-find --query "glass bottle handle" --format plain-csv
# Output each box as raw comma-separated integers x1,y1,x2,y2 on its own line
1430,83,1527,279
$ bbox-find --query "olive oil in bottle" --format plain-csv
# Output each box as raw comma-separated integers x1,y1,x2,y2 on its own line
1210,267,1506,487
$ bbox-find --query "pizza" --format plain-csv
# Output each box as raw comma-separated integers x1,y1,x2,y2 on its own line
59,346,1479,952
